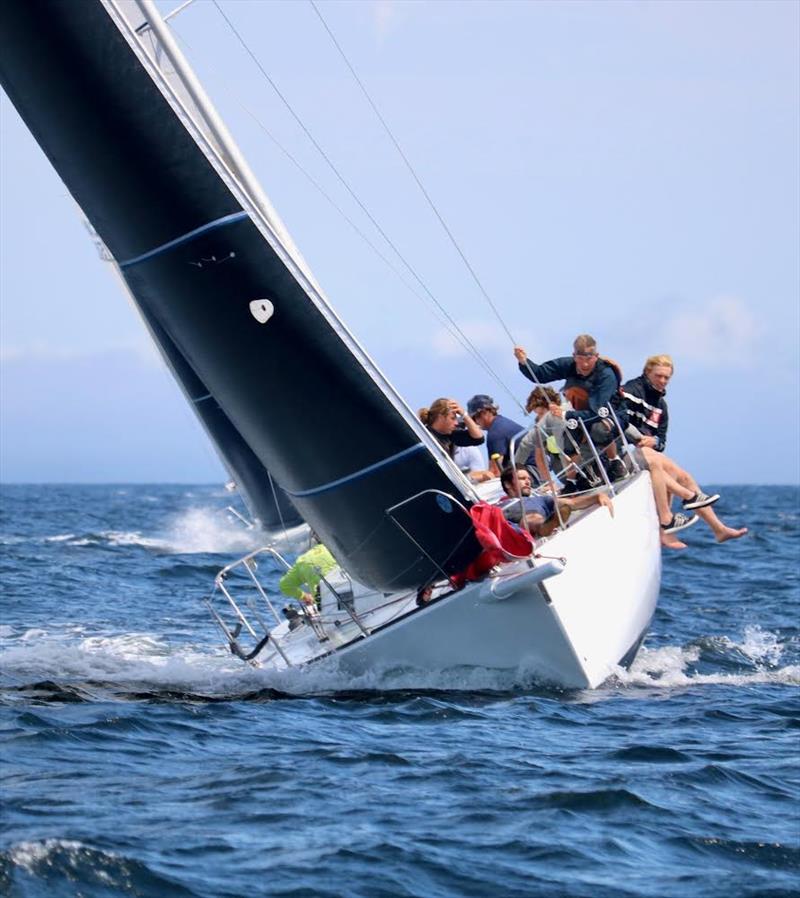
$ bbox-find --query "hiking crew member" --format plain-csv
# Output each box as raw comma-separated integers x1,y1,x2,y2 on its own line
466,394,531,476
622,354,671,451
499,465,613,537
623,354,748,546
513,334,627,488
418,398,485,461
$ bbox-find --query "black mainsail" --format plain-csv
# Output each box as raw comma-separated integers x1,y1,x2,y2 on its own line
0,0,482,591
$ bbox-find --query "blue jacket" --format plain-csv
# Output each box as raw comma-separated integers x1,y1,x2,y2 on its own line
518,356,625,424
486,413,526,466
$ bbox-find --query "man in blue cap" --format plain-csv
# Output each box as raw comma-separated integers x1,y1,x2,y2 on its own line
467,394,528,477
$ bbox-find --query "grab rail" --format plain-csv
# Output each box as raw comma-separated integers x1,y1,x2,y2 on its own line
205,544,372,663
385,489,474,589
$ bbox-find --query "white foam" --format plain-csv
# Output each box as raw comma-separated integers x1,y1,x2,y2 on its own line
0,626,531,697
164,508,259,554
8,839,88,871
2,623,797,699
613,628,800,689
20,505,306,558
102,530,166,549
738,624,785,666
243,659,539,696
1,617,256,684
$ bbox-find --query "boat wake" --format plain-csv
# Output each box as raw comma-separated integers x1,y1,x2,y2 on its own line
1,624,797,703
4,507,266,555
611,625,800,690
6,507,310,559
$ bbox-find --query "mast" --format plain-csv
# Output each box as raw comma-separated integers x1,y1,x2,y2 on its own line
0,0,483,591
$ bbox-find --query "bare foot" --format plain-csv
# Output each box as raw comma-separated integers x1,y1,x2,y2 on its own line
716,526,748,543
660,532,687,550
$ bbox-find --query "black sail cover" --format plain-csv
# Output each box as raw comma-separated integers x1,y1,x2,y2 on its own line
0,0,482,591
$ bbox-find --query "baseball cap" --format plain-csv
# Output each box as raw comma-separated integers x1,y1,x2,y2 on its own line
467,394,496,416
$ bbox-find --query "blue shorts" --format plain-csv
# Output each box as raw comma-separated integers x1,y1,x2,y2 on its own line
522,495,555,519
502,494,555,524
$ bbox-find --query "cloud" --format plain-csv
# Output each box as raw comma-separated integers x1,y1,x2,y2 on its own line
0,338,163,368
373,1,397,43
660,295,762,367
372,0,419,45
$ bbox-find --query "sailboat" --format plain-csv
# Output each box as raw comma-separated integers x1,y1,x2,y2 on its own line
0,0,661,688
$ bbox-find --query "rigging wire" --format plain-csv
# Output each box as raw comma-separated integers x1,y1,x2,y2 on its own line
308,0,520,348
236,106,486,363
165,25,504,380
209,0,526,412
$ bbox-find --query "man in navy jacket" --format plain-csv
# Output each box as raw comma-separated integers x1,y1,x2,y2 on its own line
622,354,672,452
513,333,626,487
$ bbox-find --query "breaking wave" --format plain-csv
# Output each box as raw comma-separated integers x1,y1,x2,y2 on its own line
15,507,309,558
1,624,796,703
613,625,800,689
28,507,267,555
0,838,194,897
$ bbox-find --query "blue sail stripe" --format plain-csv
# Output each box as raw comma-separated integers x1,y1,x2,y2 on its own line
286,444,428,499
119,211,248,268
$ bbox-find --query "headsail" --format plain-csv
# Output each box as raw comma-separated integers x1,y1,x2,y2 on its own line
0,0,483,591
129,292,303,533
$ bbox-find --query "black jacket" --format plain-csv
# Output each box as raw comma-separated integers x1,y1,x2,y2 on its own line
622,374,669,451
428,424,484,460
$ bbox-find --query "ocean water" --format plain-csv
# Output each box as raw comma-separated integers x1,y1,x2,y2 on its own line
0,483,797,898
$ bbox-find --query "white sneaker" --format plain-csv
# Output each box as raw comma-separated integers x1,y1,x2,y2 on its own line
682,491,720,511
661,512,699,534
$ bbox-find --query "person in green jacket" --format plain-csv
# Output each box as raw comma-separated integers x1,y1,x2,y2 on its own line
278,542,337,608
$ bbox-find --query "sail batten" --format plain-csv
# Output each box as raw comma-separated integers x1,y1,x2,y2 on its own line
285,445,428,499
119,211,248,268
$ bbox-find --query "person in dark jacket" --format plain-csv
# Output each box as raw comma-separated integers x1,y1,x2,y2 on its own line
622,354,672,452
623,355,748,544
513,334,627,488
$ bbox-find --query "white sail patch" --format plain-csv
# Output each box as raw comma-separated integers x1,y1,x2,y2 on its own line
249,299,274,324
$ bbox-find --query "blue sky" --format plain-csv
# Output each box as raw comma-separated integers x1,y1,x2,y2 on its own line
1,0,798,483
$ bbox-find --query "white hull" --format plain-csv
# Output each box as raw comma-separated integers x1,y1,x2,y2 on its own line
249,471,660,689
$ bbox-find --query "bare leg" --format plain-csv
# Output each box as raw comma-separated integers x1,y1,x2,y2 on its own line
662,471,693,502
645,456,688,550
642,448,746,543
696,506,748,542
641,449,701,494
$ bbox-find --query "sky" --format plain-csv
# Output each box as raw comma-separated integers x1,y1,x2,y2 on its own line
1,0,798,484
